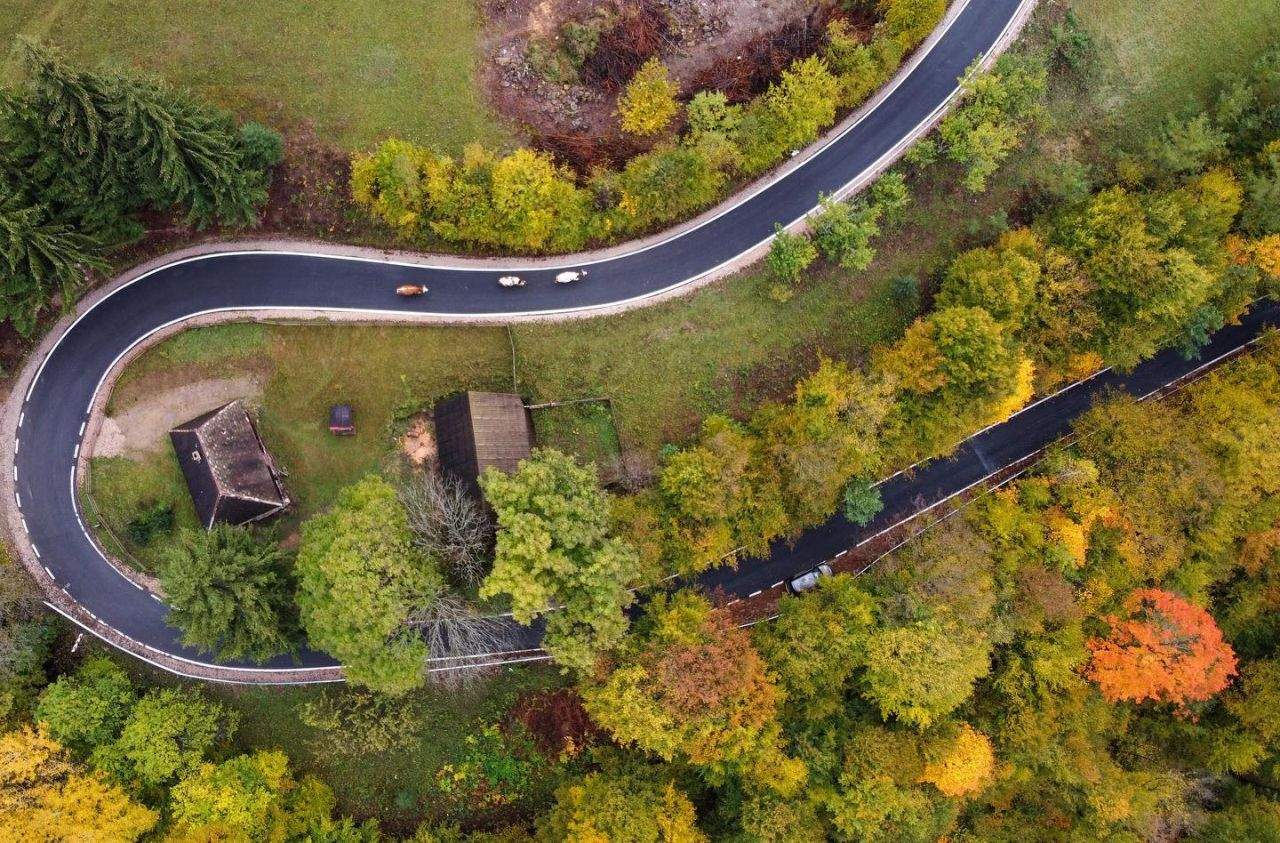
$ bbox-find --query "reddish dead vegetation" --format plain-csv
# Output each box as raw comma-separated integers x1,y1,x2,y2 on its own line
580,1,673,92
507,688,605,759
533,130,652,174
688,4,847,102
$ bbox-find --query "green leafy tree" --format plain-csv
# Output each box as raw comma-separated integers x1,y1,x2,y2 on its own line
686,90,742,140
352,142,596,253
170,750,336,839
937,228,1042,327
824,20,904,108
811,196,882,271
752,359,892,530
91,687,234,794
160,524,296,664
606,142,729,233
862,613,992,729
657,415,788,573
843,478,884,526
34,656,135,755
538,765,707,842
617,58,681,137
738,56,840,173
767,225,817,284
939,55,1047,192
754,574,876,721
480,449,637,674
296,476,443,695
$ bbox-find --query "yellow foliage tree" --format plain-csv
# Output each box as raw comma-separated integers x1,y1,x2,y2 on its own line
617,59,681,137
919,724,996,797
0,726,156,842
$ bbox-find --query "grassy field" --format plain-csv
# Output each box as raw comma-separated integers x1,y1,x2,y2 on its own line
0,0,507,152
1068,0,1280,144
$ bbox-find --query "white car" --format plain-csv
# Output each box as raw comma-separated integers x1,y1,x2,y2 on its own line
498,275,526,288
554,270,586,284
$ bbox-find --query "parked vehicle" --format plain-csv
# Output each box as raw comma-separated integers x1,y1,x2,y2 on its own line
555,270,587,284
396,283,427,296
328,404,355,435
786,562,833,594
498,275,526,288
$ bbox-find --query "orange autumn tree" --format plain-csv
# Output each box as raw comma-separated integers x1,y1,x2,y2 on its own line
1085,588,1237,708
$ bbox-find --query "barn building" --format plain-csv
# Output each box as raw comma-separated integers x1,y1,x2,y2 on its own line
433,391,534,498
169,401,290,529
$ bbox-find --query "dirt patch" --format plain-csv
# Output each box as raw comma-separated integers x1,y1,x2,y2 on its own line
96,375,264,457
481,0,837,171
400,414,438,467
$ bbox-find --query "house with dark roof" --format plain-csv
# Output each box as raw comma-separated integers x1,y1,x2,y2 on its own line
434,392,534,498
169,401,290,529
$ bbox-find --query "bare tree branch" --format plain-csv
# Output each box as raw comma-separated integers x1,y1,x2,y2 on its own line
409,594,520,689
398,471,492,588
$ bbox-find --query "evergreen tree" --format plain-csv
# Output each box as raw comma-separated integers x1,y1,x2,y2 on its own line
159,524,297,664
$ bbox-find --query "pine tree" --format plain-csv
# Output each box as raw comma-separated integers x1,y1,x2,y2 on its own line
159,524,297,664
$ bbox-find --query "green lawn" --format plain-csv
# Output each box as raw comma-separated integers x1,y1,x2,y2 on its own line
0,0,508,152
1066,0,1280,143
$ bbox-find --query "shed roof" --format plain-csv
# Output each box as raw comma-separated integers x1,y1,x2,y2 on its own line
434,392,534,496
170,401,289,528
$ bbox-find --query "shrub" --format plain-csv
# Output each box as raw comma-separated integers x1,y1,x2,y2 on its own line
812,196,882,271
890,274,922,313
767,225,818,284
299,691,424,756
237,122,284,172
125,502,173,546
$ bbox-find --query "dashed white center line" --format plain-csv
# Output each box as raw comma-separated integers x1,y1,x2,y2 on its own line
771,581,783,588
73,444,79,460
748,590,762,597
78,421,86,437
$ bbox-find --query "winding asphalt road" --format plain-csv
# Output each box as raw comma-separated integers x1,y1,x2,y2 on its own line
4,0,1138,679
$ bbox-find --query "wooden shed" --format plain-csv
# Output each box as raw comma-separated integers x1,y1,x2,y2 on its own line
433,392,534,497
169,401,290,529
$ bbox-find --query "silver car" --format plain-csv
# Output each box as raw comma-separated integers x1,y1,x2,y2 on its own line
786,562,834,594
